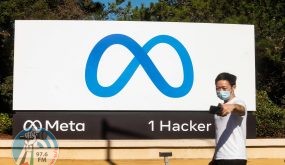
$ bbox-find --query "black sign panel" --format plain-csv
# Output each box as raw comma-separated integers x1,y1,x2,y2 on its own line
13,111,256,139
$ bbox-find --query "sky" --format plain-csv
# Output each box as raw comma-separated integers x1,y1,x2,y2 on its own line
93,0,159,8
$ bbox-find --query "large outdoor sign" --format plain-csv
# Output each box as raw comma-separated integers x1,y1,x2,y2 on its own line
13,21,256,139
13,21,255,111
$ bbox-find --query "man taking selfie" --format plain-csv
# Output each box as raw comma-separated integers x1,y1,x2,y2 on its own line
210,72,247,165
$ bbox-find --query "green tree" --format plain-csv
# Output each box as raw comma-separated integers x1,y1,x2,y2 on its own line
0,0,105,111
128,0,285,107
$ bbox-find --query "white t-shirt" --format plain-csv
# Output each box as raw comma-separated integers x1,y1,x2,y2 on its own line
214,97,247,160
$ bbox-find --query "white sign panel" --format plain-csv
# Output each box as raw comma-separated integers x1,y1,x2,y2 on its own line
13,21,255,110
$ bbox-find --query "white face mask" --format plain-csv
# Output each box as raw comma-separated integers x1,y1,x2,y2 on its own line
216,90,231,101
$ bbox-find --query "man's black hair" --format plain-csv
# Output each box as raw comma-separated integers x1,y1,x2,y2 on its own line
215,72,237,86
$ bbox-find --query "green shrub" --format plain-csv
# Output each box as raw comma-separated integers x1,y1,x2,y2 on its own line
0,76,13,111
0,113,12,134
255,90,285,137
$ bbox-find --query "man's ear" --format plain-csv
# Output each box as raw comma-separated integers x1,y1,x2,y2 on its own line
232,85,236,90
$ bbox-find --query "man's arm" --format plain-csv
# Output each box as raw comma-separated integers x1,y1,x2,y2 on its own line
219,104,246,117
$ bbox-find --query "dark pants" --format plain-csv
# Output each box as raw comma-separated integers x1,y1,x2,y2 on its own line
211,159,247,165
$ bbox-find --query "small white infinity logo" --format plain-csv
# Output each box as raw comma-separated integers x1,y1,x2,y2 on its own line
23,120,43,131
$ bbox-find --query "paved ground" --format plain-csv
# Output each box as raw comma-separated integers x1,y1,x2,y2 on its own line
1,158,284,165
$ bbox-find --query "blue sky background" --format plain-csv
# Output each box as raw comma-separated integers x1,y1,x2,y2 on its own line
93,0,159,8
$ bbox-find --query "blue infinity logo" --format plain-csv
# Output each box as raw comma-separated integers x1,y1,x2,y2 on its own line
85,34,194,98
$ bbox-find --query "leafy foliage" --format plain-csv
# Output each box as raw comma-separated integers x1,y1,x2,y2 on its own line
0,0,105,111
129,0,285,107
256,91,285,137
0,76,12,111
0,113,12,134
